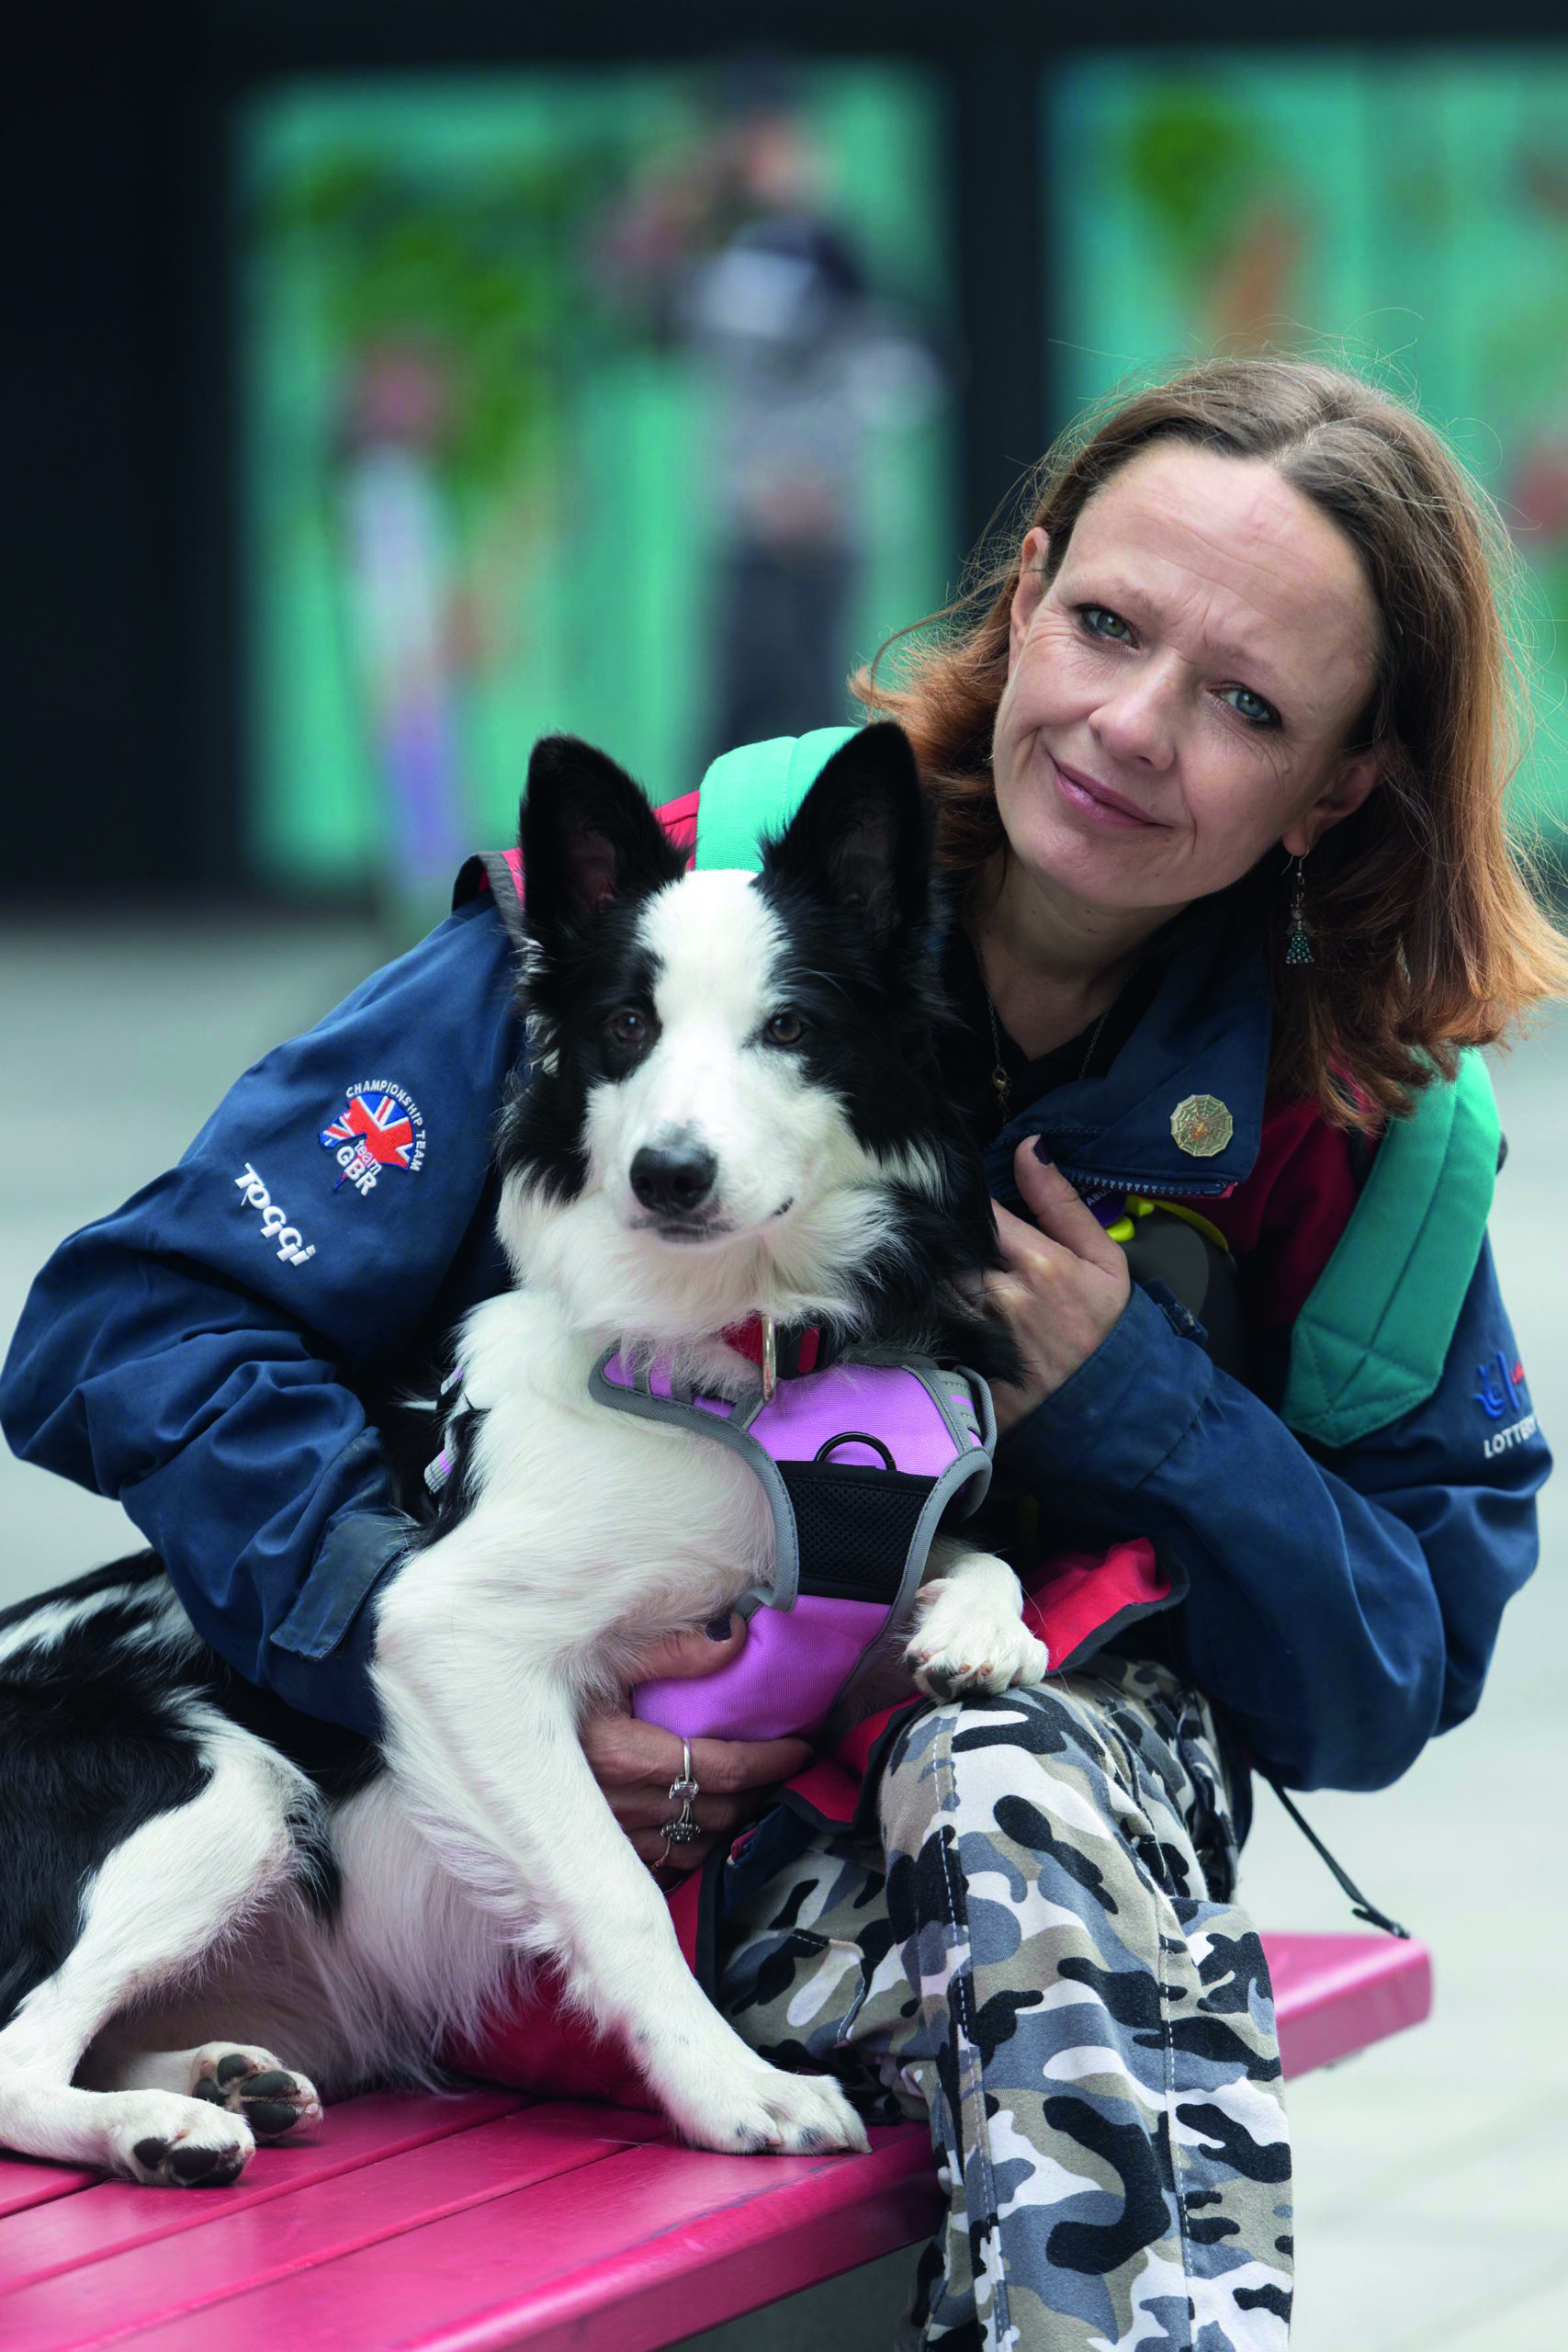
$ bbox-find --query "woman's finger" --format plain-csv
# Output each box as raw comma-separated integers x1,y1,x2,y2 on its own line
580,1709,692,1792
583,1703,811,1795
1012,1140,1131,1278
634,1615,749,1686
686,1732,813,1792
606,1789,750,1836
626,1826,718,1874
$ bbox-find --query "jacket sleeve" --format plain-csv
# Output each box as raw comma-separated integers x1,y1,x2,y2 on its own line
0,897,522,1736
997,1237,1547,1792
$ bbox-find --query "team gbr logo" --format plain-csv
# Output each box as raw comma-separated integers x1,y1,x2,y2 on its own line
320,1080,426,1197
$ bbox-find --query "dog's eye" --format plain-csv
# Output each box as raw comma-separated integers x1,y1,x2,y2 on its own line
608,1008,649,1047
763,1011,806,1047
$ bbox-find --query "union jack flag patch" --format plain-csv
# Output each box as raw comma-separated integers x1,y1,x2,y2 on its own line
320,1080,426,1196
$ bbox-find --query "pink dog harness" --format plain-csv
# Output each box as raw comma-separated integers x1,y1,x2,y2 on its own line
592,1343,997,1745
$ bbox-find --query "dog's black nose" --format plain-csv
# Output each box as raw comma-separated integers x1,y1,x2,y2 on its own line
630,1143,718,1217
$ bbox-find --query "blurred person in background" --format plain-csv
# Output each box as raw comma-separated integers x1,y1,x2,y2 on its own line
339,346,468,905
4,358,1562,2349
601,61,944,752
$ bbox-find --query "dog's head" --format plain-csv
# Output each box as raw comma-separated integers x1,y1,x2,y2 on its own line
498,724,1007,1363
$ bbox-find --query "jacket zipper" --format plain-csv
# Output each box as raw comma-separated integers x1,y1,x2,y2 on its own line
1055,1168,1234,1203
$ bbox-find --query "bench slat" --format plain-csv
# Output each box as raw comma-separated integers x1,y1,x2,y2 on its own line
1266,1930,1432,2076
4,2106,665,2352
0,2090,531,2294
101,2128,942,2352
0,2090,520,2233
0,2163,98,2224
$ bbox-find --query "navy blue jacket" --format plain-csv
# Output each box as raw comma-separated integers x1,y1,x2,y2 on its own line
1,878,1548,1791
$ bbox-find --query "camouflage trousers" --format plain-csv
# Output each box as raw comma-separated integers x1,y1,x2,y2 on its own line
716,1658,1292,2350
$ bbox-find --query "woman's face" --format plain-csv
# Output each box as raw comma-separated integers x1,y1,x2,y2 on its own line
991,443,1383,915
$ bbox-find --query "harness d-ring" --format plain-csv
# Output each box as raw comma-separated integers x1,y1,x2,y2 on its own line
814,1430,897,1471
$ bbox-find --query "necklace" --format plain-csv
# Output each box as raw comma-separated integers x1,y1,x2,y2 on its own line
982,988,1012,1127
973,934,1120,1137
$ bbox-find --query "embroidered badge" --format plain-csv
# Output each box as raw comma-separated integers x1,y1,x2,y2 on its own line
1169,1094,1234,1158
1472,1348,1532,1449
1473,1350,1536,1456
1473,1349,1529,1419
320,1080,426,1197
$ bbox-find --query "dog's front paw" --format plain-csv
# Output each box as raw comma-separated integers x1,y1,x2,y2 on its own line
670,2057,870,2157
104,2091,255,2188
905,1579,1050,1702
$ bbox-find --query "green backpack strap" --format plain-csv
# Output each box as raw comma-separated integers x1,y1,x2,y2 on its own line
694,728,858,872
1281,1049,1501,1449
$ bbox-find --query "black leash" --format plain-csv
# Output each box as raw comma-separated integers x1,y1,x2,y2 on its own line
1262,1776,1412,1940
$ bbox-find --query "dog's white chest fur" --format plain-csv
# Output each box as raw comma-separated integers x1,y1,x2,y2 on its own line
427,1289,774,1685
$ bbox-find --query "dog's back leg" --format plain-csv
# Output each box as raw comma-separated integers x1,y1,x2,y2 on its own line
0,1722,310,2186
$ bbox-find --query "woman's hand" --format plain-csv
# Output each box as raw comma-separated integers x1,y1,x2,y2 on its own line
581,1616,811,1886
988,1138,1133,1433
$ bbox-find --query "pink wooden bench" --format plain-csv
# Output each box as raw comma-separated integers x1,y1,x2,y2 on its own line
0,1932,1429,2352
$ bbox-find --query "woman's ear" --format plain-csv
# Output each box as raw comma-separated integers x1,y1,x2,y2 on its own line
1009,527,1051,672
1281,744,1382,857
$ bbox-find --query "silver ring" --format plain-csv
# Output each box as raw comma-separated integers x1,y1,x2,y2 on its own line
663,1737,700,1844
668,1737,698,1804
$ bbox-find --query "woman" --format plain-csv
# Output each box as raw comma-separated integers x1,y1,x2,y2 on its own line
2,360,1560,2348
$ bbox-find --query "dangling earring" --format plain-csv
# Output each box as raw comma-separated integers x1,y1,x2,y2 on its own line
1286,854,1314,967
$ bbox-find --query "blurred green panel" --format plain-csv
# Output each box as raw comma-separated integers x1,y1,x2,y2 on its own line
1048,49,1568,843
240,66,954,910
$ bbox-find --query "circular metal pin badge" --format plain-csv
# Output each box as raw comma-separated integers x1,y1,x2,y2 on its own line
1170,1094,1234,1158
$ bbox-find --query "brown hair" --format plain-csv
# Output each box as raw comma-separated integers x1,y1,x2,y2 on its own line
854,356,1568,1127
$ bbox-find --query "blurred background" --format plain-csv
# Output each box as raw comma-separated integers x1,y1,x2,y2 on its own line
15,7,1568,923
6,6,1568,2346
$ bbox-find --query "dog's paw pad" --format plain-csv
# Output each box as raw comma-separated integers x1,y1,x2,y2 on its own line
128,2128,248,2188
906,1621,1050,1701
192,2046,321,2140
246,2099,309,2138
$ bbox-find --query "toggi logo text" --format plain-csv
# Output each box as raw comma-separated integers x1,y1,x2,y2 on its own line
233,1165,317,1265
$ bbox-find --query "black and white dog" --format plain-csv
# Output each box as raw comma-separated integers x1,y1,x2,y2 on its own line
0,723,1046,2187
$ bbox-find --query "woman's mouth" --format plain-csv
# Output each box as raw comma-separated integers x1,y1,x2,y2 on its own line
1049,756,1164,832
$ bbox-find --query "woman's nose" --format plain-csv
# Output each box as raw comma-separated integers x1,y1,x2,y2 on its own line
1089,662,1179,769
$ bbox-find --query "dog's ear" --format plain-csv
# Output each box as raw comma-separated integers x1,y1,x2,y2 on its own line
519,736,685,943
761,724,932,949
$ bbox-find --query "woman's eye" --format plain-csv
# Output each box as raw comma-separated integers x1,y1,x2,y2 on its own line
1077,604,1134,643
1222,684,1280,729
608,1008,649,1046
763,1011,806,1047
